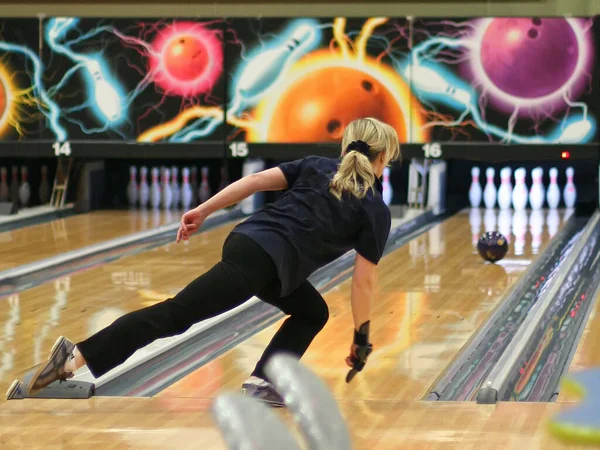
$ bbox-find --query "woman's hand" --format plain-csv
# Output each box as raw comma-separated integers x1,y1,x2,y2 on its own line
176,207,208,243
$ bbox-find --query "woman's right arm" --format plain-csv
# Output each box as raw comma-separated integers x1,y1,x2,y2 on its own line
350,253,377,331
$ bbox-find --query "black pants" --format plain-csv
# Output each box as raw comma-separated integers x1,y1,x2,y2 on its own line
77,233,329,381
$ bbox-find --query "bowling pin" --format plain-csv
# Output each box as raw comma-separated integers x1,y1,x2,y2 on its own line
161,168,172,210
127,166,138,207
170,166,180,209
512,168,528,211
405,63,471,105
483,167,496,209
497,167,512,210
563,167,577,208
556,119,593,144
9,166,18,204
529,209,544,254
469,167,482,208
529,167,545,210
150,167,161,209
512,210,528,256
0,167,8,202
382,167,393,206
498,209,513,245
547,209,560,238
181,167,193,210
469,208,482,247
39,165,50,204
139,166,149,208
190,167,198,206
18,166,30,207
199,166,211,204
546,167,560,209
484,208,497,232
237,24,316,101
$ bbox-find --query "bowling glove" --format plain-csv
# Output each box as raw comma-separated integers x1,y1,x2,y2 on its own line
346,320,373,383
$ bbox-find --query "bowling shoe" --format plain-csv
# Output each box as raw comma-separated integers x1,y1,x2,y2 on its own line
27,336,75,395
241,380,285,408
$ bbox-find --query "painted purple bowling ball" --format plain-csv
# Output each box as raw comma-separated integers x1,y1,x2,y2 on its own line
480,18,578,99
477,231,509,263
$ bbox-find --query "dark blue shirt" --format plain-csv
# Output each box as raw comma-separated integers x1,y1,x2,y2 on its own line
232,156,391,297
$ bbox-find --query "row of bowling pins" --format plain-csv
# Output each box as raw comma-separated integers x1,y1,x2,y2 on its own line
127,165,227,210
469,166,576,211
469,207,573,256
0,165,51,207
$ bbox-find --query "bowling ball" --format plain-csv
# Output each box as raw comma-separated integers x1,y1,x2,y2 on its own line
0,73,7,127
480,18,578,99
266,65,406,142
163,35,209,82
477,231,509,263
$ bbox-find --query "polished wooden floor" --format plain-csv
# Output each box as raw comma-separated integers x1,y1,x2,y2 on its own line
1,209,587,449
0,209,183,271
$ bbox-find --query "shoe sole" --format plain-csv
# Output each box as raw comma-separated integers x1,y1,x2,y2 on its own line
241,385,285,408
27,336,67,395
5,379,21,400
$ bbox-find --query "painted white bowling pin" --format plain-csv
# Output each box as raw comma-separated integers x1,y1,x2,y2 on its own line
529,209,544,254
469,207,482,247
382,167,393,206
498,209,513,244
138,166,149,208
127,166,138,207
39,166,50,204
150,167,161,209
512,210,528,256
170,166,180,209
18,166,30,207
199,167,211,204
497,167,512,210
469,167,482,208
512,168,528,211
484,208,497,232
483,167,496,209
529,167,545,210
0,167,9,202
237,24,315,101
547,209,560,238
161,168,172,210
546,167,560,209
563,167,576,208
190,167,198,206
181,167,193,210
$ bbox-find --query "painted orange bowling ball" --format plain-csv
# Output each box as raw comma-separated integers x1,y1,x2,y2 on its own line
163,35,209,82
267,65,406,143
0,75,7,125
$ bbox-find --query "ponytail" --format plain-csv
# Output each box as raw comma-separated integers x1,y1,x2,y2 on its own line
329,141,376,200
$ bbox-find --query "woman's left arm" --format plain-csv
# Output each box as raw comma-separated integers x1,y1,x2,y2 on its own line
177,167,288,242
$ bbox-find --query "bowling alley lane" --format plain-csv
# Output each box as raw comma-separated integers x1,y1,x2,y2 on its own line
557,285,600,402
0,209,184,271
157,208,568,404
0,219,240,395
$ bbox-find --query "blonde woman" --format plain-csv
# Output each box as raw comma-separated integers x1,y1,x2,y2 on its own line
25,117,401,407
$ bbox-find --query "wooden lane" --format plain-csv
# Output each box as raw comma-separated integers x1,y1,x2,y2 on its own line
557,288,600,403
159,209,565,403
0,209,184,271
0,220,240,395
0,397,581,449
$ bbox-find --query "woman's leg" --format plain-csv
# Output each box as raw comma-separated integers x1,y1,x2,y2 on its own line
28,233,278,392
251,280,329,381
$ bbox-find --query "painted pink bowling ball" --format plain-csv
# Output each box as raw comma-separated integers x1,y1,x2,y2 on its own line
480,18,578,99
163,35,209,82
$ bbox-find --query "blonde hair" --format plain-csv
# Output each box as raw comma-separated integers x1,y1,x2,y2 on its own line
329,118,400,201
